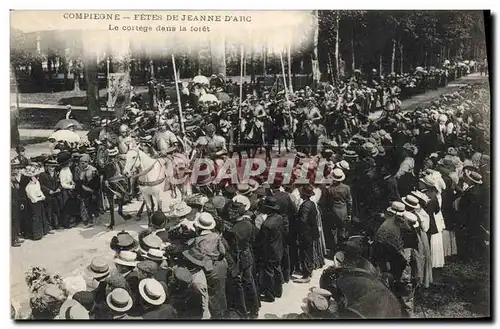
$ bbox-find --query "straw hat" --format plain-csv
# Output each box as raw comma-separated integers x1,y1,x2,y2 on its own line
143,248,167,262
58,299,89,320
465,170,483,185
419,175,437,188
402,195,420,210
410,190,430,205
138,234,163,254
106,288,133,313
194,212,216,230
113,251,138,267
403,211,419,228
87,257,110,279
232,194,251,211
362,142,379,157
165,202,192,219
336,160,350,171
138,279,166,306
386,201,406,215
329,168,345,182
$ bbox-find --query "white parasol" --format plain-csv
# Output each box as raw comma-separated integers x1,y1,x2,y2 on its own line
192,75,210,85
48,129,81,143
199,93,219,104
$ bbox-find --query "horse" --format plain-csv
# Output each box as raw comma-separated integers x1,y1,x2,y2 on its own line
95,145,132,230
122,146,181,227
294,118,318,155
235,118,264,161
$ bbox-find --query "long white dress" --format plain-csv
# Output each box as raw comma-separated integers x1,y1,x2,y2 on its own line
430,193,446,268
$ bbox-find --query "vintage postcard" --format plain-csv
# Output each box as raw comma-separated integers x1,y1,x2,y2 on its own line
10,10,490,320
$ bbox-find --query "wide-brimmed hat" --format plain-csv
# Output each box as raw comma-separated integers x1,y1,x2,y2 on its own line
330,168,345,182
336,160,350,171
260,196,280,211
113,250,138,267
232,194,251,211
194,212,216,230
182,246,206,267
106,288,133,313
143,248,167,262
386,201,406,215
56,151,72,166
236,183,251,195
165,202,192,219
58,299,89,320
465,170,483,185
138,234,163,254
151,210,167,230
410,190,430,205
138,279,166,306
87,257,110,279
402,195,420,210
419,175,437,188
299,185,315,197
113,232,138,251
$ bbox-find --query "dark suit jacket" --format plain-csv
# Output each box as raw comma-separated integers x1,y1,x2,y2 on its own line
141,304,177,319
224,219,257,269
257,213,285,262
38,171,60,197
272,190,293,239
296,199,319,243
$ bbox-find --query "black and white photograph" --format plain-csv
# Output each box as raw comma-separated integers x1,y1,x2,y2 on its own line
9,9,491,320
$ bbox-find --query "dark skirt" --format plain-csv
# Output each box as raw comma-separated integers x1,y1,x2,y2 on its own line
25,202,46,241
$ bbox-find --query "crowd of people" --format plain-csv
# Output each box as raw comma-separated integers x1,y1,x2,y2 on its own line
11,60,490,319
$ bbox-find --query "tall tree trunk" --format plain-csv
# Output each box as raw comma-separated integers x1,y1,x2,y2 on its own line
250,46,255,83
351,33,355,72
328,53,335,84
263,46,267,76
287,41,293,93
379,54,383,76
311,10,321,87
73,72,81,92
210,35,227,76
391,39,396,74
10,65,20,148
149,60,155,79
334,10,340,81
84,56,101,118
399,42,404,73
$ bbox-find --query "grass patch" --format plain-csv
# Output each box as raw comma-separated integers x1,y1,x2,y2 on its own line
414,259,490,318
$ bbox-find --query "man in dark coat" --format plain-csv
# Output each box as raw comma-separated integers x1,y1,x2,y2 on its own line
270,179,295,282
294,185,318,283
324,168,353,253
256,197,286,302
38,159,61,231
222,200,260,318
457,170,486,260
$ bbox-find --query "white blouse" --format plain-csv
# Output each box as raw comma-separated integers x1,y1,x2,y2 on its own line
59,167,74,190
25,180,45,204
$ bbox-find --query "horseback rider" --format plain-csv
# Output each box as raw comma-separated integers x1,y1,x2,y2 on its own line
152,117,179,157
204,123,227,155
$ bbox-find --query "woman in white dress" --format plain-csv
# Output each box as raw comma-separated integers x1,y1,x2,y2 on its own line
418,174,445,268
